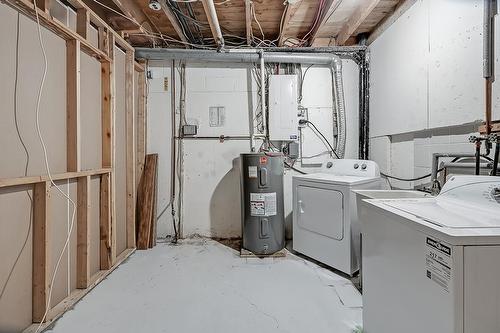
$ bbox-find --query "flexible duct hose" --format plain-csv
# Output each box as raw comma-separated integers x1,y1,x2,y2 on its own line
331,58,346,158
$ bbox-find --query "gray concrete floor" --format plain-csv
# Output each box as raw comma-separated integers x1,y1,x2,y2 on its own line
46,238,362,333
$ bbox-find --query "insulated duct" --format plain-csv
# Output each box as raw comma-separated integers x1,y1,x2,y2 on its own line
136,48,348,157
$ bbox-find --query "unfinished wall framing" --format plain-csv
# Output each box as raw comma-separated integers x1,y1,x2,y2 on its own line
0,1,146,332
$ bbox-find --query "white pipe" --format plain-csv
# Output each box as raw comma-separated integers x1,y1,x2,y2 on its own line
201,0,224,48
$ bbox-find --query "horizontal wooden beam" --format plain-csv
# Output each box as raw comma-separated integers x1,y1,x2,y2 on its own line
337,0,382,45
0,169,112,189
23,248,135,333
480,121,500,134
309,0,343,45
367,0,418,45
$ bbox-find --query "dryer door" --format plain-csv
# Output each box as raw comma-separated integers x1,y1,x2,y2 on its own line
296,185,344,240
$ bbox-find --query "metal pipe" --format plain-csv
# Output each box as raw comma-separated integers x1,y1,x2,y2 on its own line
493,141,500,176
175,136,252,140
136,48,346,65
259,49,266,150
483,0,497,134
443,162,492,169
475,141,482,175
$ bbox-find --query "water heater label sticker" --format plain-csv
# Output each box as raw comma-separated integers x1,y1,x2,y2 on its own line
248,166,258,178
250,193,277,217
425,237,452,292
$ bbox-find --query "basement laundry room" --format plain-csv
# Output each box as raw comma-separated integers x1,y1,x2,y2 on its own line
1,0,500,332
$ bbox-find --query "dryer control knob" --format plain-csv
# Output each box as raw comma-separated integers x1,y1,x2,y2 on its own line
326,162,333,169
354,163,360,169
361,164,367,170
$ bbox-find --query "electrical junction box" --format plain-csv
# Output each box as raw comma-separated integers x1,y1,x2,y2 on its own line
182,124,198,136
269,75,299,141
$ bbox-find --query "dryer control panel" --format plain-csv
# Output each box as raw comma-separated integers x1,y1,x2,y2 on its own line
321,159,380,178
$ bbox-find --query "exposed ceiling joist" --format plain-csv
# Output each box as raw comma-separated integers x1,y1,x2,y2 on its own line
278,0,304,46
201,0,224,47
110,0,155,33
245,0,252,45
336,0,382,45
367,0,417,45
309,0,343,45
160,0,189,43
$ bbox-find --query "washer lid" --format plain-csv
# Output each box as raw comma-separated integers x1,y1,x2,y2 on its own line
381,176,500,229
294,173,380,186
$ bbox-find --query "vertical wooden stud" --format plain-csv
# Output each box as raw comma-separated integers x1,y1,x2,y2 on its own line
99,173,112,270
67,39,81,172
136,69,147,186
76,8,90,39
35,0,51,13
77,176,90,288
125,50,136,249
32,181,50,323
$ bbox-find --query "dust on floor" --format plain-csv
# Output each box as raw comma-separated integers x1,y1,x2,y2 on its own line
46,238,362,333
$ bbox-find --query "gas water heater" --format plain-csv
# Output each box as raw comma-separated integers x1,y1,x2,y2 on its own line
240,153,285,254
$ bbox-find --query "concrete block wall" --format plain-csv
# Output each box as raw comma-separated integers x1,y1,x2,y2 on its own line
147,60,360,239
369,0,499,188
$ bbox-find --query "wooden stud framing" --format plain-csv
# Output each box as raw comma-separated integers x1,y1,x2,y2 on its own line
76,7,89,39
0,169,111,189
136,69,147,186
336,0,382,45
23,248,135,333
2,1,139,330
67,39,81,172
32,181,50,323
35,0,51,13
126,50,136,249
77,176,91,289
245,0,252,46
99,173,112,270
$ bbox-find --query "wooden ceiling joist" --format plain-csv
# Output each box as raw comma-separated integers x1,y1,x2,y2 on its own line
245,0,252,45
367,0,417,45
278,0,304,47
309,0,343,46
110,0,155,33
336,0,382,45
160,0,189,43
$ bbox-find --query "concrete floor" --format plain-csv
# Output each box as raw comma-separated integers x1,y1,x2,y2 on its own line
46,239,363,333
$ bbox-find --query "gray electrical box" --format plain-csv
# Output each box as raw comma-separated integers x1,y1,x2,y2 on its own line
182,124,198,136
240,153,285,255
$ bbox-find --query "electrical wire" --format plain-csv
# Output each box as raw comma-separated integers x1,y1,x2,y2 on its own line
380,171,441,182
284,162,307,175
32,2,77,332
303,120,340,159
0,12,34,303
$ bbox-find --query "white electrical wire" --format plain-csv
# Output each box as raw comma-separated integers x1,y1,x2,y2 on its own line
32,1,77,332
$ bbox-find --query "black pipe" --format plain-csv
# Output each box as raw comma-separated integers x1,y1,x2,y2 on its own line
475,141,482,175
493,141,500,176
358,51,370,160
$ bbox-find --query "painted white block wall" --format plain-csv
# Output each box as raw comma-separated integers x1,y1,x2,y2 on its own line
147,60,360,238
369,0,499,186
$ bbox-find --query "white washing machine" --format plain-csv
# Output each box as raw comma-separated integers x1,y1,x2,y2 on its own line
292,159,381,276
360,176,500,333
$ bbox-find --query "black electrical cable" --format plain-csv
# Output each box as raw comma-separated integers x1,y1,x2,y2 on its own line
284,162,307,175
302,120,341,159
381,170,443,182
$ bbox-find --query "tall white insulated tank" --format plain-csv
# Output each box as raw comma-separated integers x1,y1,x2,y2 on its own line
240,153,285,254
